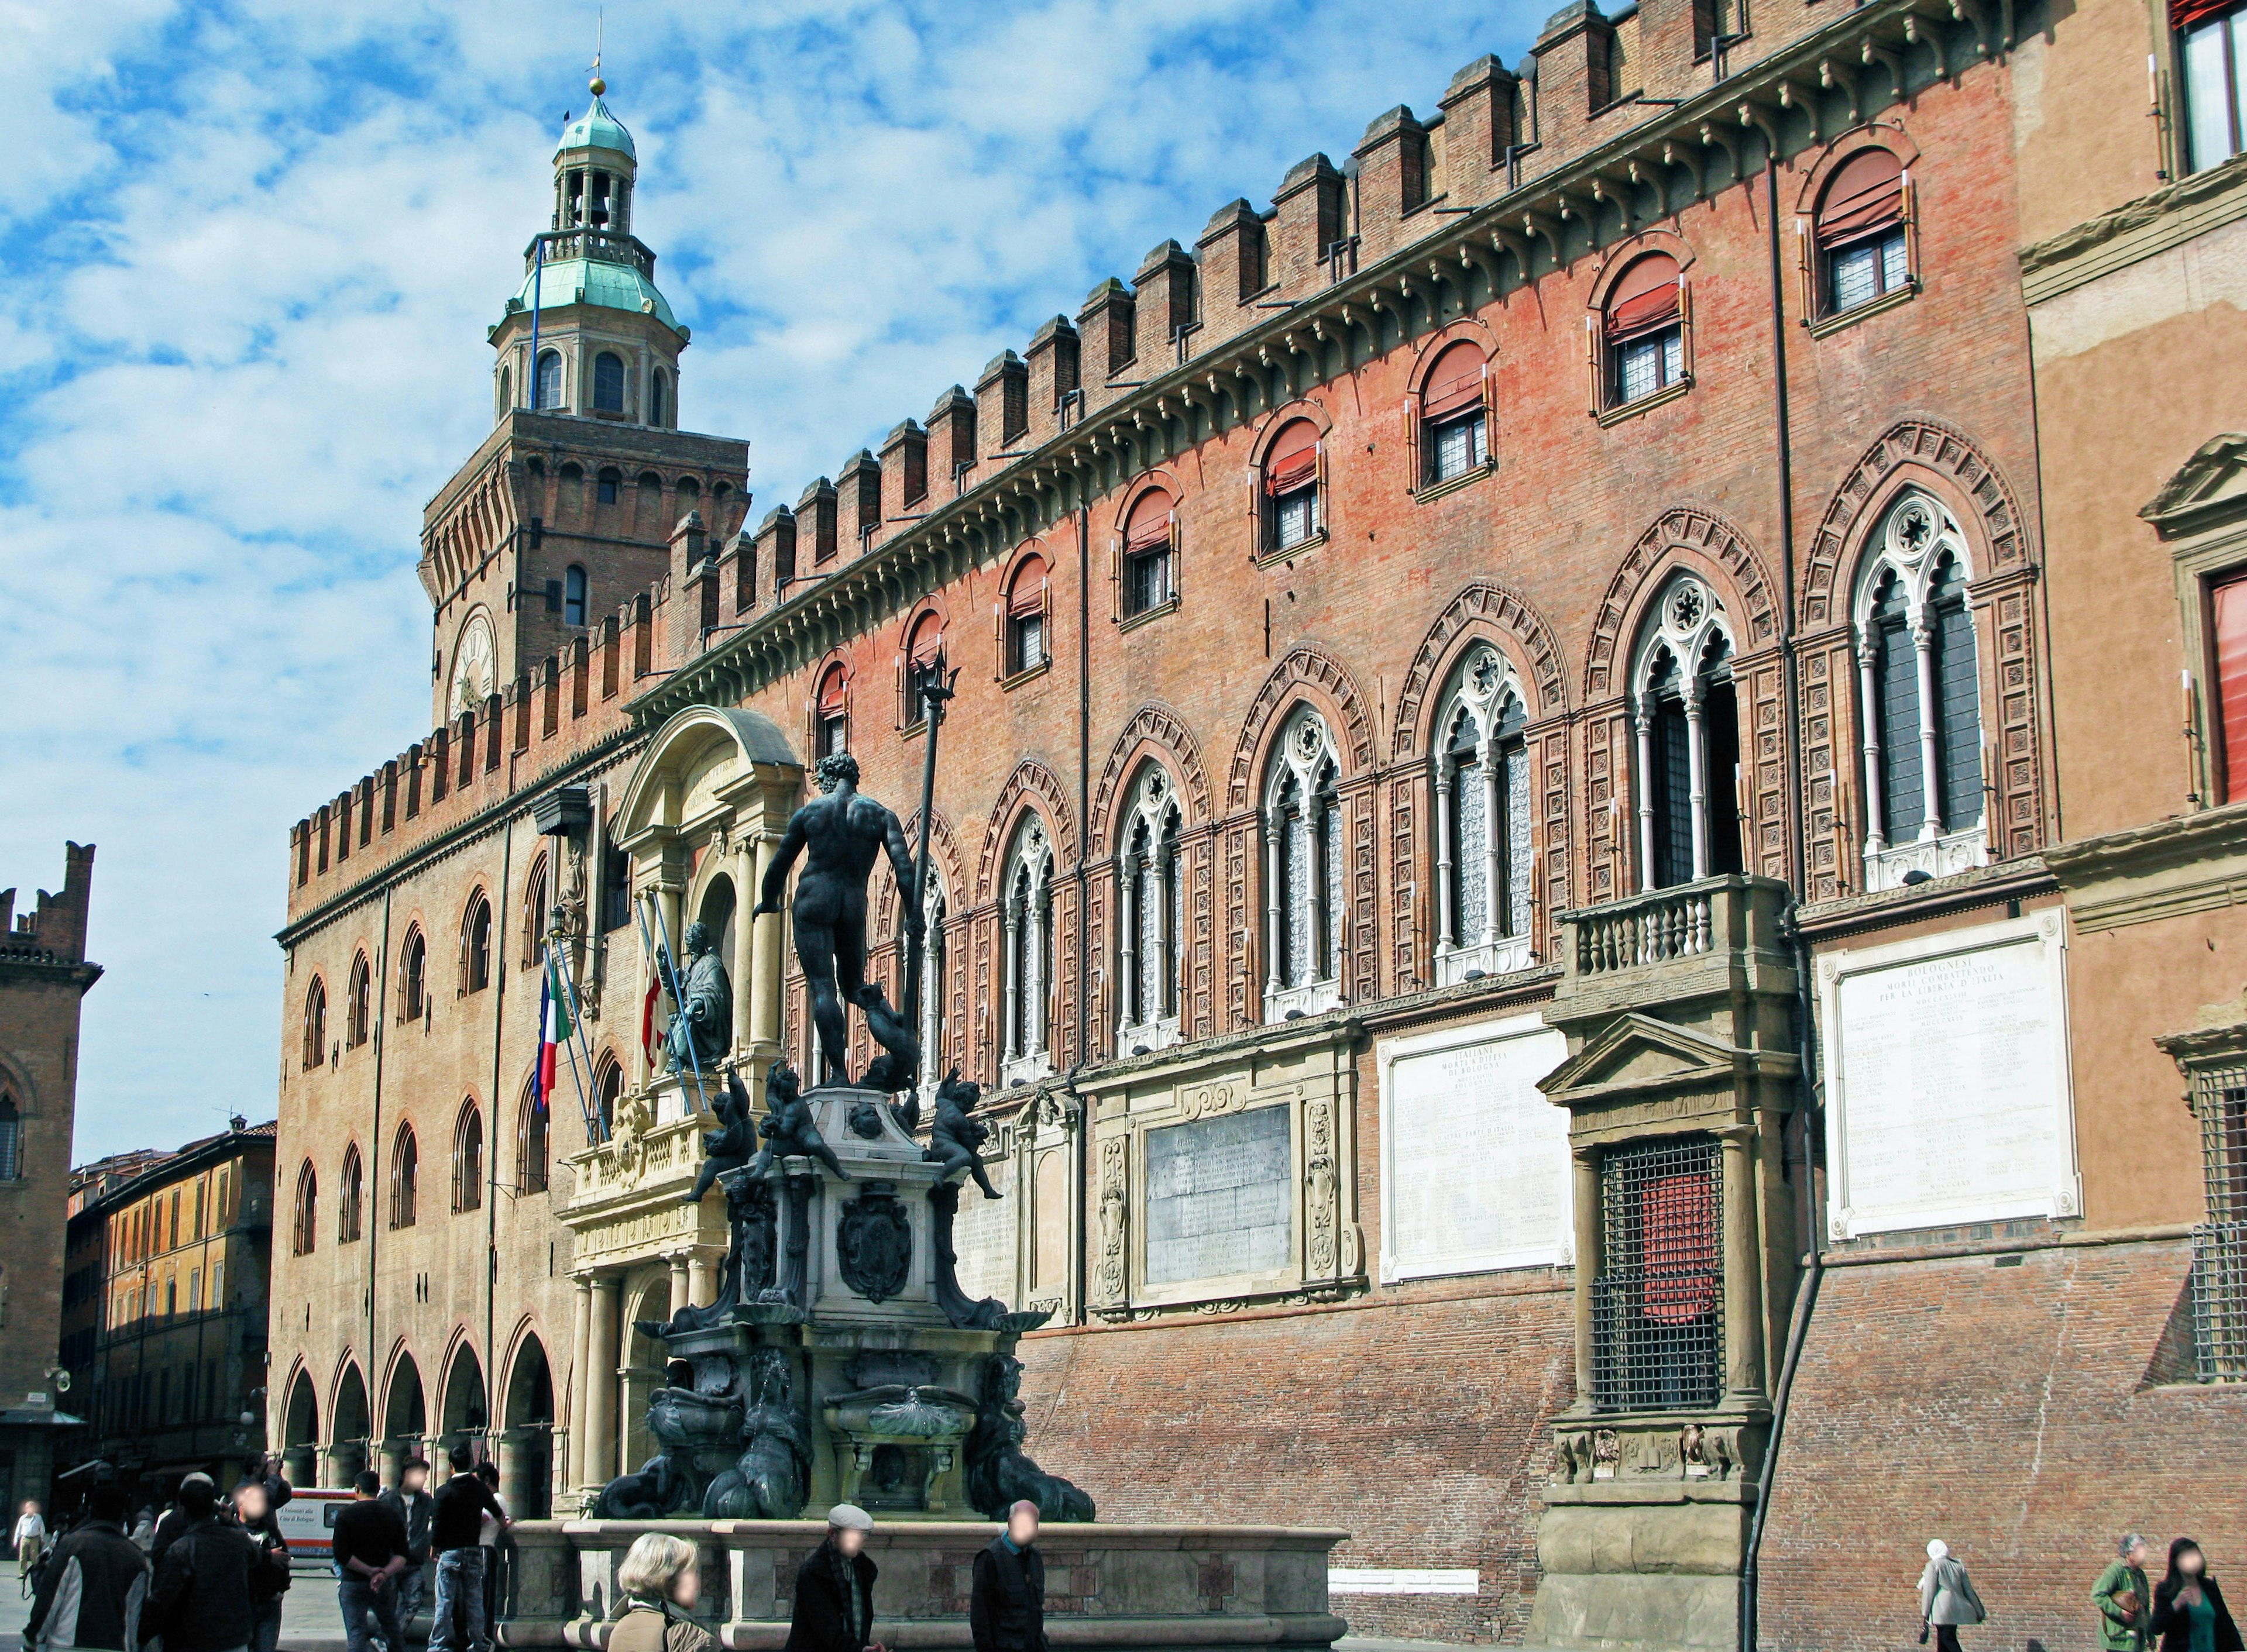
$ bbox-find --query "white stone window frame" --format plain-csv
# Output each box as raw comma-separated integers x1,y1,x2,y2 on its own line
1630,573,1736,892
1433,647,1537,985
1116,766,1184,1056
914,869,949,1113
1851,490,1989,892
1263,708,1346,1023
999,818,1056,1089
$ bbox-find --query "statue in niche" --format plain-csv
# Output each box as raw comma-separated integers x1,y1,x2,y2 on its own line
746,1059,849,1182
963,1353,1094,1522
683,1066,757,1205
926,1071,1002,1200
753,752,922,1089
659,920,733,1075
703,1348,812,1519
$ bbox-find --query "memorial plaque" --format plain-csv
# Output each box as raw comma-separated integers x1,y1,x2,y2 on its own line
1827,915,2073,1235
950,1154,1016,1304
1379,1016,1571,1282
1143,1106,1293,1285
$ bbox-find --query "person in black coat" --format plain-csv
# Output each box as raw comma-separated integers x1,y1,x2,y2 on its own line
142,1479,258,1652
784,1504,884,1652
2152,1537,2245,1652
971,1502,1047,1652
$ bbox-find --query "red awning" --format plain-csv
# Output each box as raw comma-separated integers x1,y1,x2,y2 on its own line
2174,0,2236,32
1008,555,1048,617
1265,448,1319,495
817,667,848,714
1125,507,1173,553
1606,281,1681,343
1816,149,1906,246
908,617,944,667
1423,369,1485,419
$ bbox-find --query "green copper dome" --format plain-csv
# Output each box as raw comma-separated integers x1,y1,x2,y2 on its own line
510,254,678,331
557,96,635,161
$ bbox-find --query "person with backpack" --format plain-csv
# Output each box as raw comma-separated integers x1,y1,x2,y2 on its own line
427,1445,509,1652
228,1480,291,1652
141,1479,256,1652
23,1484,149,1651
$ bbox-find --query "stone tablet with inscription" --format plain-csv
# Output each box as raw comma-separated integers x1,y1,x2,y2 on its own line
949,1152,1016,1304
1143,1106,1293,1285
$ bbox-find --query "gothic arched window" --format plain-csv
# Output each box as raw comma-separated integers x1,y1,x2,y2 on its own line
345,951,372,1049
564,564,588,627
593,351,626,414
816,664,849,758
535,349,564,411
496,365,512,421
0,1096,18,1182
390,1123,418,1230
650,368,670,428
339,1144,363,1244
1263,709,1345,1020
1122,491,1176,618
1631,574,1745,890
1420,340,1492,486
1816,147,1911,317
522,855,549,972
303,978,328,1069
1262,420,1322,553
1604,253,1687,408
1117,766,1184,1054
1434,646,1535,983
1005,555,1048,676
517,1083,549,1196
399,927,427,1022
594,1055,623,1142
291,1161,317,1257
1001,818,1055,1086
1853,491,1987,889
452,1102,483,1214
461,890,493,994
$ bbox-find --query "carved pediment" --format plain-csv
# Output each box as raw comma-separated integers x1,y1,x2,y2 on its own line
2142,433,2247,539
1537,1012,1743,1110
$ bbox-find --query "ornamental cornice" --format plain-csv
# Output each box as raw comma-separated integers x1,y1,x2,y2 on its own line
2019,151,2247,305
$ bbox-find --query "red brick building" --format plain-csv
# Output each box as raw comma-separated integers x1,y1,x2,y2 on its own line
272,0,2247,1644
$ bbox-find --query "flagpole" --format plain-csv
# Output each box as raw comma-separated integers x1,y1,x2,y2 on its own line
546,937,602,1144
900,660,956,1090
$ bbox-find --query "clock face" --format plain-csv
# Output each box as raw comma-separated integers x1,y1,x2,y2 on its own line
451,613,497,717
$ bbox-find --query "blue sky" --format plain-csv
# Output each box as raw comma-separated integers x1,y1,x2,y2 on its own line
2,0,1549,1162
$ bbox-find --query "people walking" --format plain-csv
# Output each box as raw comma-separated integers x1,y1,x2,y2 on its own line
142,1478,257,1652
22,1485,149,1650
473,1461,507,1637
2098,1533,2156,1652
149,1475,216,1566
228,1480,291,1652
427,1445,509,1652
971,1501,1047,1652
608,1532,716,1652
376,1457,434,1637
18,1498,50,1594
784,1503,884,1652
331,1471,410,1652
1919,1539,1987,1652
2151,1538,2244,1652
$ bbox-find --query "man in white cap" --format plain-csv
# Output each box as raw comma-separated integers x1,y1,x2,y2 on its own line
784,1505,884,1652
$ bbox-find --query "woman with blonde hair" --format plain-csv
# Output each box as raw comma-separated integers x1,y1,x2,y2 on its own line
610,1531,714,1652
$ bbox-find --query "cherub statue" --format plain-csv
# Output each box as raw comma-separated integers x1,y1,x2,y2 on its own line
683,1066,757,1206
925,1069,1001,1200
747,1058,849,1182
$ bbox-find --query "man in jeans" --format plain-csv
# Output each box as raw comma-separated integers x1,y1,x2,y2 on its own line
330,1472,408,1652
428,1445,509,1652
377,1457,434,1638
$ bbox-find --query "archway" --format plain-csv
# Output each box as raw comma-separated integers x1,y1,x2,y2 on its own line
502,1336,555,1518
283,1369,320,1489
619,1276,671,1472
329,1362,370,1490
383,1353,426,1484
697,873,737,1009
439,1343,489,1474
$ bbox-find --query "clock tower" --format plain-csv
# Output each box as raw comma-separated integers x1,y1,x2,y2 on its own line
419,73,748,729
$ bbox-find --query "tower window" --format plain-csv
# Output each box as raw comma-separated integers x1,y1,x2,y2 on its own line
0,1096,19,1181
816,663,849,757
650,369,670,428
496,366,512,420
593,352,626,414
565,565,588,627
596,469,620,505
535,350,564,411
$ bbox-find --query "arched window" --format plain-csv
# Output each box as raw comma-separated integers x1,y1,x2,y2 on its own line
594,1056,624,1142
650,368,670,428
596,469,620,507
453,1102,484,1213
915,873,948,1099
535,349,564,411
1263,421,1322,553
518,1086,549,1196
1631,574,1745,890
1816,149,1910,316
593,351,626,414
390,1123,418,1229
1263,709,1344,1020
1420,340,1491,485
600,834,633,932
461,890,492,994
0,1096,18,1181
496,365,512,420
1117,766,1184,1054
1853,491,1987,889
816,664,849,758
1434,646,1535,983
291,1161,317,1257
905,611,945,722
1122,492,1176,618
345,951,372,1049
565,563,588,626
400,927,427,1022
1604,254,1686,408
522,856,549,970
303,978,328,1069
1001,819,1055,1085
676,476,700,506
339,1144,363,1244
1005,555,1048,676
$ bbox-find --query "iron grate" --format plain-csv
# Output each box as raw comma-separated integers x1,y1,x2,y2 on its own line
2192,1069,2247,1383
1593,1134,1726,1412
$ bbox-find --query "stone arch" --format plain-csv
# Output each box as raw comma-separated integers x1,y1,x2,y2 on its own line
1392,581,1570,762
501,1326,555,1517
872,807,966,942
438,1337,488,1454
1228,646,1376,813
1106,467,1184,541
381,1344,427,1458
1091,703,1212,854
975,760,1079,902
1802,418,2034,627
1585,506,1780,701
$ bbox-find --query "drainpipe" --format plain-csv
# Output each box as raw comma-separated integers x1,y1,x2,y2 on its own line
485,824,513,1461
1075,500,1093,1328
368,886,392,1475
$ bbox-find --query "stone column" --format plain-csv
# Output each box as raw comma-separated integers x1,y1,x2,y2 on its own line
1434,764,1457,949
1912,618,1943,838
687,1250,714,1310
750,832,785,1051
566,1276,592,1492
1857,637,1887,853
732,828,757,1054
1263,813,1284,1000
668,1254,691,1321
1719,1126,1767,1403
585,1275,621,1490
1117,861,1138,1030
1480,740,1503,945
1634,707,1657,893
1684,684,1709,881
499,1428,531,1516
1571,1146,1602,1407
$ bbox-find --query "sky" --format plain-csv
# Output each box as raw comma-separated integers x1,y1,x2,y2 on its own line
1,0,1550,1163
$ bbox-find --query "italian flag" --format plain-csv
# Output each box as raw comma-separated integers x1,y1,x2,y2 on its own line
537,951,573,1103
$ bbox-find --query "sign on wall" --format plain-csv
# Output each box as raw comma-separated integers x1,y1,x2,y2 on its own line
1376,1012,1572,1283
1143,1106,1293,1286
950,1150,1018,1305
1820,909,2079,1239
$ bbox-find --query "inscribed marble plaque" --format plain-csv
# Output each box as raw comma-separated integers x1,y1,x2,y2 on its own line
1827,914,2073,1236
1143,1107,1293,1285
949,1154,1016,1304
1379,1015,1571,1281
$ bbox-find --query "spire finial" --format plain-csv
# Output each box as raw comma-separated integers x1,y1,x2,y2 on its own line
588,8,606,97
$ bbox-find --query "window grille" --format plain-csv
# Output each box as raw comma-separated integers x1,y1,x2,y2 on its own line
1593,1135,1726,1411
1127,543,1173,615
2192,1064,2247,1381
1428,409,1488,483
0,1099,19,1181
